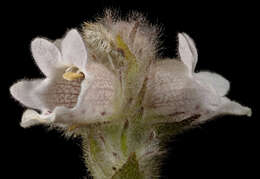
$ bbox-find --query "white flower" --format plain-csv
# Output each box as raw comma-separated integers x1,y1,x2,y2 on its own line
10,29,251,129
144,33,251,124
10,29,116,128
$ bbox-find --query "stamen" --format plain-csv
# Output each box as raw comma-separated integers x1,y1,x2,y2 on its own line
63,66,84,81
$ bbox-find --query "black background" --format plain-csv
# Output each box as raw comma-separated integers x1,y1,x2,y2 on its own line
3,1,259,178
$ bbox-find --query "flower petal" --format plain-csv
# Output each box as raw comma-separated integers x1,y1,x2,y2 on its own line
178,33,198,76
36,76,83,111
61,29,88,73
217,97,252,117
10,75,83,112
73,64,116,121
145,59,190,113
28,63,115,126
195,71,230,96
10,79,45,110
31,38,63,76
54,39,62,49
20,109,54,128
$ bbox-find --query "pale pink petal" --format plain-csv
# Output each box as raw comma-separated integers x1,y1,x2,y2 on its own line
145,60,190,113
72,63,115,122
144,60,208,122
10,79,45,110
178,33,198,76
35,63,116,125
145,58,251,124
195,71,230,97
61,29,88,73
31,38,63,76
217,97,252,117
20,109,54,128
182,33,198,70
35,76,83,111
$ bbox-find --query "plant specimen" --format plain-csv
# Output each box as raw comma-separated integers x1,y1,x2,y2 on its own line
10,11,251,179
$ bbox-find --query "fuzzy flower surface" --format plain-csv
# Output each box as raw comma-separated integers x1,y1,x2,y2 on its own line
10,12,252,179
10,29,116,128
143,33,252,124
10,30,251,129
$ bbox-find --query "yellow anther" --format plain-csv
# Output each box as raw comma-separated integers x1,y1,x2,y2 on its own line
63,71,84,81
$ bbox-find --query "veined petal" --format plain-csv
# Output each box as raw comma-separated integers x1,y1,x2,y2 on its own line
61,29,88,73
145,58,251,124
145,59,190,112
36,75,83,111
71,63,116,122
195,71,230,96
31,38,63,76
36,63,116,126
